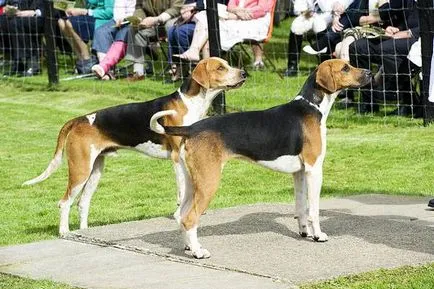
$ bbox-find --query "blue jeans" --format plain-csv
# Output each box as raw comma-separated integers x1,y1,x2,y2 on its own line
168,22,195,64
92,20,130,53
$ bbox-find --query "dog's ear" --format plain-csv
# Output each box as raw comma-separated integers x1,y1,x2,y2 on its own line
316,61,337,93
191,60,210,89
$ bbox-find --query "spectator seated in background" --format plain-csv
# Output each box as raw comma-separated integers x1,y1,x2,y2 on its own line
349,0,420,115
174,0,275,69
0,0,8,68
301,0,377,61
124,0,182,82
91,0,135,80
284,0,353,77
166,0,206,82
0,0,4,14
0,0,45,77
58,0,113,75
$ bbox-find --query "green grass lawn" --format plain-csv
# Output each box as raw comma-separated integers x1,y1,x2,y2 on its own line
1,17,433,289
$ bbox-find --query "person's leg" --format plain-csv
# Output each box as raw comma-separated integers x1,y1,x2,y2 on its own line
14,16,44,76
92,22,112,62
59,16,94,61
0,16,11,67
125,26,156,78
251,43,264,69
92,25,130,79
284,31,303,77
378,38,416,115
174,18,209,61
349,38,379,112
6,17,25,75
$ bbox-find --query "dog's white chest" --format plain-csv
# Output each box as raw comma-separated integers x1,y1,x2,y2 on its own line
134,141,170,159
257,155,303,173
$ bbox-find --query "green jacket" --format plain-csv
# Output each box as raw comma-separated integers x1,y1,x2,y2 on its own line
133,0,182,20
87,0,114,28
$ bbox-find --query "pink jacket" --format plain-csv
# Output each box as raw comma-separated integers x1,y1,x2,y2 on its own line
227,0,275,19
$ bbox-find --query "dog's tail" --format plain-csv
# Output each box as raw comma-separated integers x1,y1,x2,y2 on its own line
22,119,76,186
150,110,193,137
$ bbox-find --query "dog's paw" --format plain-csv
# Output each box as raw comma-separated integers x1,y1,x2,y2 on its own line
58,228,70,237
313,232,328,242
192,248,211,259
299,232,308,238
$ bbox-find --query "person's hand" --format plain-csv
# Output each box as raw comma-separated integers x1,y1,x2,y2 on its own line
180,6,194,21
390,30,411,39
4,5,18,16
332,15,344,32
114,19,124,27
226,11,238,20
385,26,400,37
234,9,252,20
140,16,159,28
65,8,87,17
359,15,379,25
16,10,35,17
332,2,345,16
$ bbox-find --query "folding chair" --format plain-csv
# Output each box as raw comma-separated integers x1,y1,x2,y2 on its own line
227,0,277,71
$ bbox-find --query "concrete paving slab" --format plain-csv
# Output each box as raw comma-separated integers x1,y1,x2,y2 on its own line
65,195,434,284
0,195,433,289
0,240,291,289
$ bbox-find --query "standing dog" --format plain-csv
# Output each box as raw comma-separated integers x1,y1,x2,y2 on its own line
23,57,246,235
151,59,371,258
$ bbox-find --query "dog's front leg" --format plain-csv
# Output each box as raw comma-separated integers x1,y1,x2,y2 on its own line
293,170,311,237
305,166,328,242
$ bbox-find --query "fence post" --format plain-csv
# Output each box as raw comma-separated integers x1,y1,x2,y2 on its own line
206,0,226,114
418,0,434,125
44,0,59,86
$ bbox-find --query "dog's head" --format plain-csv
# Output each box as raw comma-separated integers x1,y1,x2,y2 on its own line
184,57,246,95
316,59,372,93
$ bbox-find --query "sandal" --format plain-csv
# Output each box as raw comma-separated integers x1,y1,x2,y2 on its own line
253,60,265,70
101,71,116,81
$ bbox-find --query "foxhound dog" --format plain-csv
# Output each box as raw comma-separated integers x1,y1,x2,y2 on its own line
151,59,372,258
23,57,246,236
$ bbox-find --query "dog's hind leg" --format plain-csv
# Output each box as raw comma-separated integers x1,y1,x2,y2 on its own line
59,179,88,236
78,155,105,229
180,138,225,259
58,134,99,236
293,170,311,238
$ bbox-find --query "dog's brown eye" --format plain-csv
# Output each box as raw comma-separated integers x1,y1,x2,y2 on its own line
217,65,225,71
342,64,350,72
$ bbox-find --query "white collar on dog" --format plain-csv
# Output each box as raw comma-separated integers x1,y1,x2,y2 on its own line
294,95,321,112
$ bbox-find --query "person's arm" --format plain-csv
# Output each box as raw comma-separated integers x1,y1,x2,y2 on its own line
133,0,146,20
15,0,43,17
161,0,183,20
246,0,271,19
358,14,380,25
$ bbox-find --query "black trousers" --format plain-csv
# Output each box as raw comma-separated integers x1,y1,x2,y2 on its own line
349,37,418,104
0,16,13,58
0,16,44,68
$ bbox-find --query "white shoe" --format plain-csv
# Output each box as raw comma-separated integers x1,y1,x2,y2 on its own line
303,45,327,55
91,64,105,79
